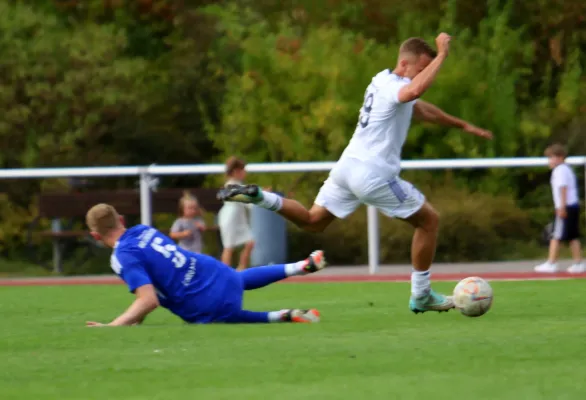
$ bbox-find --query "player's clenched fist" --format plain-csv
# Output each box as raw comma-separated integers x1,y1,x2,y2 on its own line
435,33,451,56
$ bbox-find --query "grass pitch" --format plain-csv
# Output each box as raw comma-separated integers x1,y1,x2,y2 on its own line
1,280,585,400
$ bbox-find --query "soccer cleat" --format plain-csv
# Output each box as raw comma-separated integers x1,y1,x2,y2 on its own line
303,250,327,274
567,263,586,274
409,290,455,314
534,262,559,273
217,184,263,204
283,309,321,323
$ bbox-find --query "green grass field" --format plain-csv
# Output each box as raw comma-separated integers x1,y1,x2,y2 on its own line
1,280,585,400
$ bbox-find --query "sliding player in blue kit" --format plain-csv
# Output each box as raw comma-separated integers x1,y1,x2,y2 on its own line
84,203,325,327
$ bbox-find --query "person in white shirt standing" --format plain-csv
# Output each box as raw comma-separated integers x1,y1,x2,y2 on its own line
535,144,584,273
218,34,493,314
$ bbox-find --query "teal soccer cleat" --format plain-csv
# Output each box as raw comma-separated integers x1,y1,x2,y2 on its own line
409,290,455,314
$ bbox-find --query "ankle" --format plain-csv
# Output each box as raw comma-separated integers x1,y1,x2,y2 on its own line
258,191,283,211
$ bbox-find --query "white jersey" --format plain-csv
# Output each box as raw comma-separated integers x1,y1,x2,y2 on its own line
551,163,579,208
337,70,415,179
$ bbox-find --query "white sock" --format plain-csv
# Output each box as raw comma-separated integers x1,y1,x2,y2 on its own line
268,310,288,322
284,261,308,277
257,191,283,211
411,270,431,298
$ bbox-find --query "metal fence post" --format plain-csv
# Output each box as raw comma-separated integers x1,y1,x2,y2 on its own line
367,205,380,274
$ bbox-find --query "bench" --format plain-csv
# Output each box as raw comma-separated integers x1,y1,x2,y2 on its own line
27,188,223,272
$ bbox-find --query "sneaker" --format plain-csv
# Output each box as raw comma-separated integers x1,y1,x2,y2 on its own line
283,309,321,323
567,263,586,274
217,184,262,204
534,262,559,273
303,250,327,274
409,290,455,314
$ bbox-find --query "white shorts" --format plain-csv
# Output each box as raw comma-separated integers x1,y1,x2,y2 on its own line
314,158,425,219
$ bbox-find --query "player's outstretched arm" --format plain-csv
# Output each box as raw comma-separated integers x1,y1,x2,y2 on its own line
413,100,493,140
86,285,159,327
397,33,451,103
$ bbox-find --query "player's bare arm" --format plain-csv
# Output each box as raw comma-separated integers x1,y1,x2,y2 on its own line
413,100,493,139
397,33,451,103
86,284,159,327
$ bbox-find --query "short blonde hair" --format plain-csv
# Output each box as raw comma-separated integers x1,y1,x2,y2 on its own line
86,203,121,236
399,37,437,59
544,143,568,158
178,191,200,216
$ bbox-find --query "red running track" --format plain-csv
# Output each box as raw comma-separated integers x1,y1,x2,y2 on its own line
0,271,585,287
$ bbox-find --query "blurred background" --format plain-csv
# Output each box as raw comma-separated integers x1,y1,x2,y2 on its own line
0,0,584,275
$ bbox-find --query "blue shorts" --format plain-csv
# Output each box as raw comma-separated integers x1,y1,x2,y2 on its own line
174,265,245,324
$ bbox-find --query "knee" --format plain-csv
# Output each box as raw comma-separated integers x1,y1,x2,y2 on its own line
302,210,332,233
424,208,440,232
303,218,328,233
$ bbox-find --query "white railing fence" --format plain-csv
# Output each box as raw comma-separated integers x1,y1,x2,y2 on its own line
1,156,585,274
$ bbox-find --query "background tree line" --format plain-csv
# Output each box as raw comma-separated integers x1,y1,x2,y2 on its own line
0,0,584,267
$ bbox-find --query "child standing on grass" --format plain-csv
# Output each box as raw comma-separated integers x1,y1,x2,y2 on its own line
170,191,207,254
535,144,584,273
218,157,255,271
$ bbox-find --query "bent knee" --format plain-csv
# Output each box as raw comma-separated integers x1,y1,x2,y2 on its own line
426,208,440,230
408,203,440,231
301,207,335,233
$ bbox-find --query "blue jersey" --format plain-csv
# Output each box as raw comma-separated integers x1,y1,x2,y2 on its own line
111,225,243,323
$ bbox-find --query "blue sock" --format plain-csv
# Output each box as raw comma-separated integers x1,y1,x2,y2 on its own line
226,310,270,323
239,265,288,290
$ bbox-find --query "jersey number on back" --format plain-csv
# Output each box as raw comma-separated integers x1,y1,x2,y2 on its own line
151,237,187,269
359,92,374,128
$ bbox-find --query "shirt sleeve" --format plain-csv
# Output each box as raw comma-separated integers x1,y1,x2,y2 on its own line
170,219,185,233
387,80,411,104
552,166,572,188
113,249,152,293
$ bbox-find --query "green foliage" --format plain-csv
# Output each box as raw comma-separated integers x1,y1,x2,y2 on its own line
1,0,585,267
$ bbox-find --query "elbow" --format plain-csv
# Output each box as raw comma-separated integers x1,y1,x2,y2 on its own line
143,296,160,311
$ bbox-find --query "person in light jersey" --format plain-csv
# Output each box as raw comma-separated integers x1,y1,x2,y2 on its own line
218,34,493,314
534,144,584,273
84,203,325,327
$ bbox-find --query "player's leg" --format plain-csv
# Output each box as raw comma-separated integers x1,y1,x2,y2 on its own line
236,240,255,271
218,184,337,232
224,309,320,324
362,175,453,313
238,250,326,290
217,171,363,233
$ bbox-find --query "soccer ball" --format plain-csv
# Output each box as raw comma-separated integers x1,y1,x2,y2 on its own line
453,276,493,317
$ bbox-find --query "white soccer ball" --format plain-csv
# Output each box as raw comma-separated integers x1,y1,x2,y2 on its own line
453,276,493,317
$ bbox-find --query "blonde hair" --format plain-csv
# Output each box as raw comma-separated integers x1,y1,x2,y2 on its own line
86,203,121,236
178,191,200,216
399,37,437,59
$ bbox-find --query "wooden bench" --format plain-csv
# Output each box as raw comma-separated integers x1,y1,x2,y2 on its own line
27,188,223,272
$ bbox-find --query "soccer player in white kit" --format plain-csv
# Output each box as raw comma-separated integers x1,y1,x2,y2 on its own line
218,34,493,313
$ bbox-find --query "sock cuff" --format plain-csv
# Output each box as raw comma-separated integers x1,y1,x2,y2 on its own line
412,270,430,276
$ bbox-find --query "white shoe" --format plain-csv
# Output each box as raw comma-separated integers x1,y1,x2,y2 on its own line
567,263,586,274
534,262,559,273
